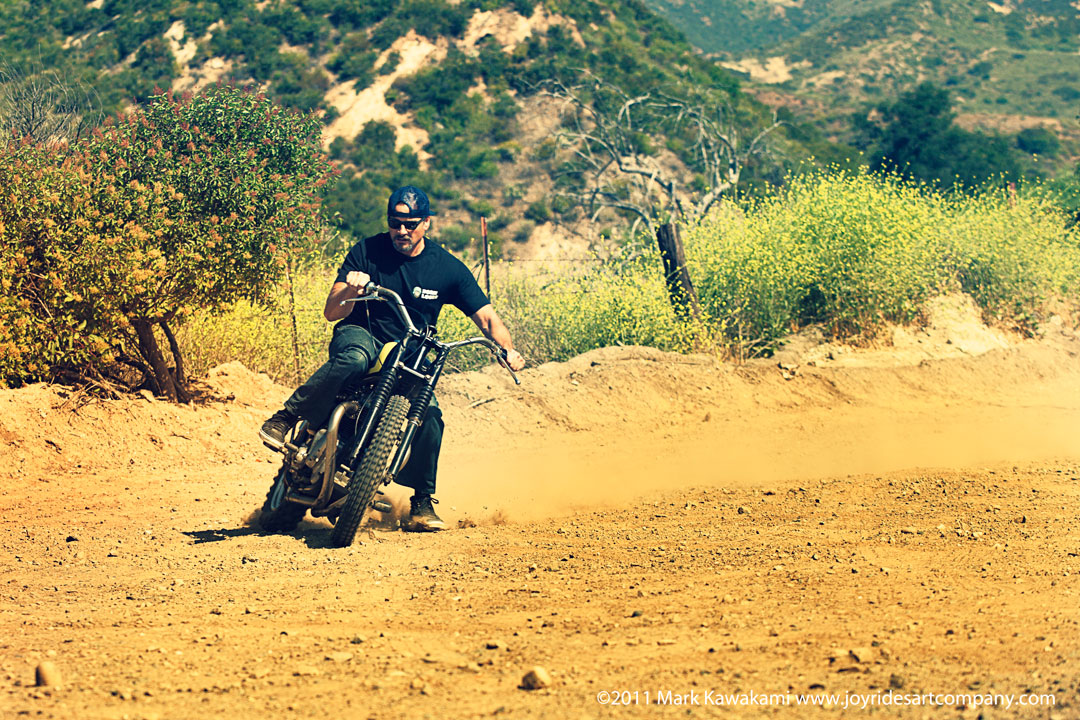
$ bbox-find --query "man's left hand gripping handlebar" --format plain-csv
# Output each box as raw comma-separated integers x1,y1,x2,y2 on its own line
503,348,525,372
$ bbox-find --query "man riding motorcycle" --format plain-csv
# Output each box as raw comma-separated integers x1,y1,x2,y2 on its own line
259,185,525,531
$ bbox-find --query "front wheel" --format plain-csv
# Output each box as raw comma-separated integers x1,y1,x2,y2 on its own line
330,395,411,547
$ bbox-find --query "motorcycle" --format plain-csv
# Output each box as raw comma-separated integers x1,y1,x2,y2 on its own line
256,282,520,547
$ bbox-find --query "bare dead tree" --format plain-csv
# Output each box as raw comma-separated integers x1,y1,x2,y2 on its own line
653,90,788,213
0,62,102,145
534,71,786,237
537,77,667,237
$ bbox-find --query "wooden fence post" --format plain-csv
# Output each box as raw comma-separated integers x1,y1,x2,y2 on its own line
481,216,491,298
284,258,302,386
656,222,701,321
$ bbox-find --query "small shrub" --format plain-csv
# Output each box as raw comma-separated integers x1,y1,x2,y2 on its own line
327,33,378,87
512,221,535,243
1016,127,1060,156
525,200,552,223
437,226,474,252
377,51,401,75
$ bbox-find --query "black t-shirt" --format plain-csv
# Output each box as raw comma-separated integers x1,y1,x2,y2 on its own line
335,232,489,344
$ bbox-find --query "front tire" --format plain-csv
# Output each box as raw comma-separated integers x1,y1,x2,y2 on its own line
330,395,411,547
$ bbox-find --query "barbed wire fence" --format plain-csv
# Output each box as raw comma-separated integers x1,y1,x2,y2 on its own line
180,254,655,385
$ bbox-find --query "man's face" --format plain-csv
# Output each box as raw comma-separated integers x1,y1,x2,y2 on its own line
388,203,428,256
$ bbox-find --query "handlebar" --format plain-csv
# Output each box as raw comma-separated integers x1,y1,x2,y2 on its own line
341,282,420,334
340,283,521,385
443,336,521,385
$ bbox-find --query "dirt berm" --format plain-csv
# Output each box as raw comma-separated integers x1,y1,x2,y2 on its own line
1,295,1078,719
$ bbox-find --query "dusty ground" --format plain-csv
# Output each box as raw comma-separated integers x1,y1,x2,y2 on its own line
1,297,1079,719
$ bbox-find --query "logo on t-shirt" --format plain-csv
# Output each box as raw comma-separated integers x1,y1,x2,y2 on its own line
412,286,439,301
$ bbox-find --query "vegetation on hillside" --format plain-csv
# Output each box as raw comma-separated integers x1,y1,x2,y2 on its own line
0,88,330,398
645,0,1079,180
649,0,1080,90
852,83,1021,190
178,169,1080,382
0,0,821,250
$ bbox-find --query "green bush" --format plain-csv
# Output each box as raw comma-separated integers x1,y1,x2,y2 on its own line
512,221,535,243
327,33,378,87
1054,85,1080,101
328,0,394,30
377,51,401,75
183,1,223,37
525,200,552,223
270,59,331,113
1016,127,1061,157
0,87,333,399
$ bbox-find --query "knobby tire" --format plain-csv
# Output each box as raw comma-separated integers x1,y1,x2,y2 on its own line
257,468,308,533
330,395,411,547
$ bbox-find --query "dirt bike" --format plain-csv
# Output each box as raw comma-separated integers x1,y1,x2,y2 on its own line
257,282,520,547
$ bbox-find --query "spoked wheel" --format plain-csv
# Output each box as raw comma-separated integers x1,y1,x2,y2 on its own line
257,466,308,533
330,395,410,547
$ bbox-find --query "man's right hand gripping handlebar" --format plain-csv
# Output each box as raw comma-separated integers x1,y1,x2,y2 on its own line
345,270,373,298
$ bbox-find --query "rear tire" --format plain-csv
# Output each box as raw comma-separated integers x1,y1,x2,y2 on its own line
257,467,308,533
330,395,411,547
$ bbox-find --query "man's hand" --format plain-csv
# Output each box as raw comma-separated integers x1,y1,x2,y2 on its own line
504,348,525,371
345,271,371,294
469,305,525,371
324,271,372,322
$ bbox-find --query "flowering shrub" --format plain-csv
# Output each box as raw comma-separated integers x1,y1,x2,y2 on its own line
685,170,1080,352
0,87,332,400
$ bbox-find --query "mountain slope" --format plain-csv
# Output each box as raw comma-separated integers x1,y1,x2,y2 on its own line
644,0,896,56
644,0,1080,170
0,0,815,257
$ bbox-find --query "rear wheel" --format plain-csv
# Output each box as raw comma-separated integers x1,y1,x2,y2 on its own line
257,467,308,532
330,395,411,547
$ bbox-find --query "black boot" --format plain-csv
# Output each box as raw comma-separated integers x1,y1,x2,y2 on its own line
259,409,298,450
405,494,446,532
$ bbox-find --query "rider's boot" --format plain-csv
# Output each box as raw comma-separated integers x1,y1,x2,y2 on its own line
259,408,298,451
405,494,446,532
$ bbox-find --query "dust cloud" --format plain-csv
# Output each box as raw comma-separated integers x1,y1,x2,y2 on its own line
437,357,1080,523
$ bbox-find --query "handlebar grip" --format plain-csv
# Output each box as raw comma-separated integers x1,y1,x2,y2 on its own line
494,347,521,385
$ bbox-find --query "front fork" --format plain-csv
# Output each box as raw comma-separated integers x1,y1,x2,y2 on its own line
384,346,446,481
304,339,445,513
281,346,405,512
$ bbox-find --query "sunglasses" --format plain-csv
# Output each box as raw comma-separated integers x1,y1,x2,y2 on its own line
388,217,424,231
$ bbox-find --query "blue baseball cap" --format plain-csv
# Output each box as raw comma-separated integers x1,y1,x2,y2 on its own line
387,185,435,218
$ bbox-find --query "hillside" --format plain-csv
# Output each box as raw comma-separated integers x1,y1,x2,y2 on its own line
644,0,1080,171
0,0,815,259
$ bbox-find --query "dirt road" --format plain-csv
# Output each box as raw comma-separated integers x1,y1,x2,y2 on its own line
2,302,1079,719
